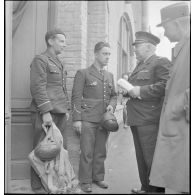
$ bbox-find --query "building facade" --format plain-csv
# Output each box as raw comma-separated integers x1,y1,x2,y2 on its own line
5,1,148,192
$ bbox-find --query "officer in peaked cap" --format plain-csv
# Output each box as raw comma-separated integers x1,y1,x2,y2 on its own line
132,31,160,46
150,2,190,194
30,28,70,193
122,31,172,194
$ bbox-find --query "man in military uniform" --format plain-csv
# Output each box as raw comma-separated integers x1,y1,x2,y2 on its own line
123,31,172,193
30,28,70,193
71,42,117,193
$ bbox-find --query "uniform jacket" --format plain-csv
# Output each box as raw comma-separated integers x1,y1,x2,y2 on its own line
150,32,190,192
30,49,70,114
126,54,172,126
71,64,117,123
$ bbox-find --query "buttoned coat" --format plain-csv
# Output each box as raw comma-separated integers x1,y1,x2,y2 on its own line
149,33,190,192
126,55,172,126
71,64,117,123
30,50,70,114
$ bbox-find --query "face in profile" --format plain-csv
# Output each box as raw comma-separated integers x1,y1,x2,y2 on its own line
133,43,148,61
162,21,178,42
49,34,67,55
95,47,111,67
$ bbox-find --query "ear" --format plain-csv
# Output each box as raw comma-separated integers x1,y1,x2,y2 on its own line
48,38,54,46
94,52,98,58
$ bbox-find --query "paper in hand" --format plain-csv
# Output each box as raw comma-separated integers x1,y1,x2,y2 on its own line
117,78,134,91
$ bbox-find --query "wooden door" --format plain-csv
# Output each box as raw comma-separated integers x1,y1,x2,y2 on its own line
11,1,48,179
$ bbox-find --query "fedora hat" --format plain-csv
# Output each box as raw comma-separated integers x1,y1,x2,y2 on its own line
157,2,190,27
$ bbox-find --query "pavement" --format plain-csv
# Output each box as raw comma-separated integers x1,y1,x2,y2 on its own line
10,123,141,194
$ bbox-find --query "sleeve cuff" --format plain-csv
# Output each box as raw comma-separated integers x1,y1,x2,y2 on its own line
38,101,53,114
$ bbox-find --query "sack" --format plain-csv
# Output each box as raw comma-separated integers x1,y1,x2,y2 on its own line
34,124,61,162
29,122,81,194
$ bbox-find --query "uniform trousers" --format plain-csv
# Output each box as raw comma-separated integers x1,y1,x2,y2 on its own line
131,124,165,193
30,112,67,190
79,121,109,184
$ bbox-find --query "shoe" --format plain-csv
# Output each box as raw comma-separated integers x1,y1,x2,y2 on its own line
80,183,92,193
32,187,48,194
131,188,147,194
93,181,108,189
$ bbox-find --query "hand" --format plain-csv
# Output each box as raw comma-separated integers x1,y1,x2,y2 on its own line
128,86,141,99
42,112,53,127
106,105,114,113
73,121,82,135
66,112,70,121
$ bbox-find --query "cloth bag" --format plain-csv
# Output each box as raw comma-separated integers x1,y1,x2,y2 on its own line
34,124,61,162
28,122,81,194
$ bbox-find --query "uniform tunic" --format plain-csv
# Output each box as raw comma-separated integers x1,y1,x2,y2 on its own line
30,49,70,190
71,64,117,183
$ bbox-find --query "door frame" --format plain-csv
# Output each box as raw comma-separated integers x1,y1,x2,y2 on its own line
5,1,12,193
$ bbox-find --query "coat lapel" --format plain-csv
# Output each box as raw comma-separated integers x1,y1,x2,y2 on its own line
45,50,63,70
89,65,104,81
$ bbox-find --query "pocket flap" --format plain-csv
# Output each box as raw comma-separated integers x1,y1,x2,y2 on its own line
48,65,60,73
137,71,150,80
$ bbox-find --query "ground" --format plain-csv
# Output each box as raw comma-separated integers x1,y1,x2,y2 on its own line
10,122,142,194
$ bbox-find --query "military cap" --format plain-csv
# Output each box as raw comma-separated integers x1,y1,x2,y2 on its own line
45,28,66,43
132,31,160,46
94,42,110,53
157,2,190,27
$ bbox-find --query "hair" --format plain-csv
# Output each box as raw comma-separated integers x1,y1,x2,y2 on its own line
94,42,110,53
45,29,66,47
45,34,57,47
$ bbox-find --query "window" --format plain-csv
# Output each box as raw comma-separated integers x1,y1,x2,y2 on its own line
117,14,134,79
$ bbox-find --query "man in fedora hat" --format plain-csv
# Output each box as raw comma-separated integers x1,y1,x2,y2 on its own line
149,2,190,193
122,31,172,193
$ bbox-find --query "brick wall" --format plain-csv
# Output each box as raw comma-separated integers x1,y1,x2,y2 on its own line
87,1,107,66
55,1,88,98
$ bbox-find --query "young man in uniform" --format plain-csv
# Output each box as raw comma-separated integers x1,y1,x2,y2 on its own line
71,42,117,193
30,28,70,193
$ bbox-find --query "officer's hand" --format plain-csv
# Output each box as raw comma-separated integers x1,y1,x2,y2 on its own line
42,112,53,127
106,105,114,113
128,86,141,99
73,121,82,135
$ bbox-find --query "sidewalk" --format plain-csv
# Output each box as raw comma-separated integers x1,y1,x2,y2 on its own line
10,106,141,193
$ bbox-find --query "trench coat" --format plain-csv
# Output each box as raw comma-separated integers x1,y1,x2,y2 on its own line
149,32,190,193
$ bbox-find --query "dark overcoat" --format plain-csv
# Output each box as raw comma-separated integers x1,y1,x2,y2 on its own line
71,64,117,123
